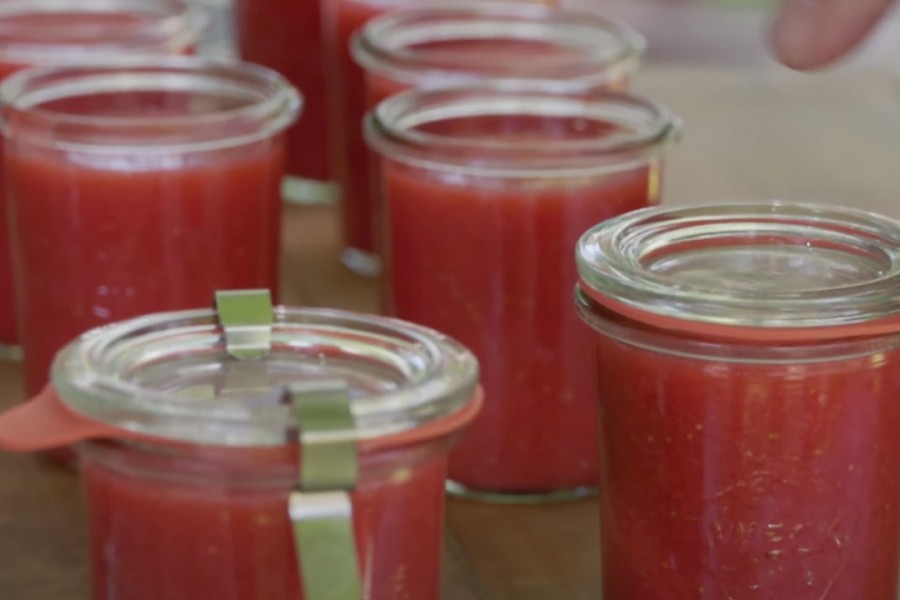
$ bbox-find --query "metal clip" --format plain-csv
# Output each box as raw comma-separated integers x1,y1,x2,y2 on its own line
287,381,362,600
214,289,273,360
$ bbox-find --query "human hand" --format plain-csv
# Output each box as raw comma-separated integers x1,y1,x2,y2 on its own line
771,0,896,69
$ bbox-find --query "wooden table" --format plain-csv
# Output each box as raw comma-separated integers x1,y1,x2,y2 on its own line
3,66,900,599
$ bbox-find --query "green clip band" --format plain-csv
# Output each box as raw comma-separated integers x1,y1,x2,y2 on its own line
292,380,358,490
290,491,361,600
214,289,273,360
288,381,362,600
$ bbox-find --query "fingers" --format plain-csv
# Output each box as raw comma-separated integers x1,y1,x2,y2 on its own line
771,0,897,70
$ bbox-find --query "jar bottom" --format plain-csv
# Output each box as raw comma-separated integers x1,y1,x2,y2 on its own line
342,247,383,278
446,479,597,505
0,343,23,362
281,175,340,206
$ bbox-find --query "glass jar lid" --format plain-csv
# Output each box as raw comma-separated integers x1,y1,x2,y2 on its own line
0,0,204,64
576,202,900,339
352,3,644,87
51,299,480,447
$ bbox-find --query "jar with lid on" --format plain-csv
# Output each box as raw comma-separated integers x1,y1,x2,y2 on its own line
0,0,205,358
366,81,679,502
0,290,482,600
1,58,300,397
575,202,900,599
345,2,644,278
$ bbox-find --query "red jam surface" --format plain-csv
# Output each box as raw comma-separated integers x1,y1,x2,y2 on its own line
594,327,900,599
83,446,446,599
355,33,629,263
327,0,390,257
381,115,659,492
236,0,330,181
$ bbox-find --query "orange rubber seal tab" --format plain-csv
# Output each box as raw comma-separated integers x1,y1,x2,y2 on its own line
0,385,129,451
0,384,485,453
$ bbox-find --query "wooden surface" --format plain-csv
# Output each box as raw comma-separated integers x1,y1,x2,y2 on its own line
3,66,900,598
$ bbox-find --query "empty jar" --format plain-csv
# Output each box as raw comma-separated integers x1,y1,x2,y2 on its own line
0,0,204,357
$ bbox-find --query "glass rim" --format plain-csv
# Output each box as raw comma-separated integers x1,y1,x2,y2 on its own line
0,56,301,154
0,0,205,64
351,2,645,87
51,306,481,447
576,201,900,334
365,81,679,178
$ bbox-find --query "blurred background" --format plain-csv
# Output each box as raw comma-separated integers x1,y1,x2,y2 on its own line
187,0,900,69
563,0,900,69
188,0,900,215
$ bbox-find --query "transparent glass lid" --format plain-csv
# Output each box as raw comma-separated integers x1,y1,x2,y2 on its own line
52,305,479,447
576,202,900,331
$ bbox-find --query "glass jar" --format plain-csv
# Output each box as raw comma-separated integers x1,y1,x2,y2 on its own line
0,0,204,358
366,82,678,502
336,1,644,278
354,3,643,105
235,0,339,204
0,57,300,397
9,291,481,599
575,202,900,599
322,0,421,277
